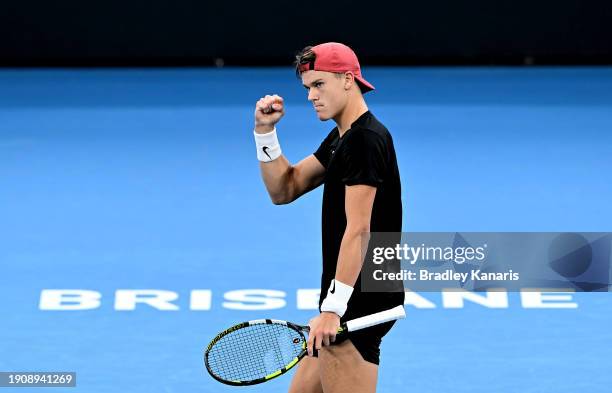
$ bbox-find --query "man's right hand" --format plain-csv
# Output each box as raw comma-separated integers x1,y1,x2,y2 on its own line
255,94,284,133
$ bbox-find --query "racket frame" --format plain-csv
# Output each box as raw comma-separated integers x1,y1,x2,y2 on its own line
204,318,330,386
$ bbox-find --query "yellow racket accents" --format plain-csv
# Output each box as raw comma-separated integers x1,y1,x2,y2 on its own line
286,357,299,369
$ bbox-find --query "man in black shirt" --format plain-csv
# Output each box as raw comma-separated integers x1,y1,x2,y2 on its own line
253,42,404,393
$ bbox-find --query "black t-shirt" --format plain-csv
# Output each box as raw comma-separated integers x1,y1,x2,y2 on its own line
313,110,405,322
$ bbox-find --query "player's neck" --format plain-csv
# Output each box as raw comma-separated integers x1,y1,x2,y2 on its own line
335,99,368,136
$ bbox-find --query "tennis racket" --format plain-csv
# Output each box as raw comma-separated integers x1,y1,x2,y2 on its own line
204,305,406,386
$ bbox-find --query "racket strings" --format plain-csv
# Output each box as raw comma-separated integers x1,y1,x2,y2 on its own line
207,323,304,382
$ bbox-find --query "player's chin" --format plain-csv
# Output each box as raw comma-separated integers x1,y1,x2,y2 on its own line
315,109,332,121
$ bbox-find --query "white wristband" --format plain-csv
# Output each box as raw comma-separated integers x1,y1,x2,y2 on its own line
320,279,354,318
254,127,282,162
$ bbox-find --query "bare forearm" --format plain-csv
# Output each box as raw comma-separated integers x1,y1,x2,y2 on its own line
254,111,295,204
259,156,295,204
335,227,370,286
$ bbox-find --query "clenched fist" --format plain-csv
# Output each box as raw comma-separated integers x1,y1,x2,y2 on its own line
255,94,284,133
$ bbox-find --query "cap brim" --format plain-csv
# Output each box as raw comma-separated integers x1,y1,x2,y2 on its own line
355,75,375,93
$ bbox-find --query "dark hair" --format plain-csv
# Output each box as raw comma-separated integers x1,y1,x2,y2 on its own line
294,46,314,79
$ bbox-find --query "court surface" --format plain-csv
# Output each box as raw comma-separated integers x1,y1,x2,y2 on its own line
1,66,612,392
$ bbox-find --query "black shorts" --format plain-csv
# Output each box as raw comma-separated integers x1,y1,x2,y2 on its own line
333,320,396,365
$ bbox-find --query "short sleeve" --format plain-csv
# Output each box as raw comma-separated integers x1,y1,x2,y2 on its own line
339,129,387,187
313,129,336,168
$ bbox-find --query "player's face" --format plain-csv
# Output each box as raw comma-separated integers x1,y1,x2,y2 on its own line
301,71,348,121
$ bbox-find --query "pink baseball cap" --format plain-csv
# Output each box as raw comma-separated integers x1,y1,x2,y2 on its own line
298,42,375,94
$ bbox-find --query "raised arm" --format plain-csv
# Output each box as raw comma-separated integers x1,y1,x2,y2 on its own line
254,94,325,204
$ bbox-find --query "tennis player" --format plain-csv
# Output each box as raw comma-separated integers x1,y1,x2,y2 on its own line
253,42,404,393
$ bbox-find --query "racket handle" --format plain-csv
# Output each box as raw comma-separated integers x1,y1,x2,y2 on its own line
345,305,406,332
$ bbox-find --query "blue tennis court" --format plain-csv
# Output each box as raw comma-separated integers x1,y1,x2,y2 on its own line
1,67,611,392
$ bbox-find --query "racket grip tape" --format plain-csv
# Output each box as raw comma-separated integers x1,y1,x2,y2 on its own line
345,305,406,332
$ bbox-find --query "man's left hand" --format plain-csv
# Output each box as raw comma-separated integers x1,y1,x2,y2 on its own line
307,312,341,356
